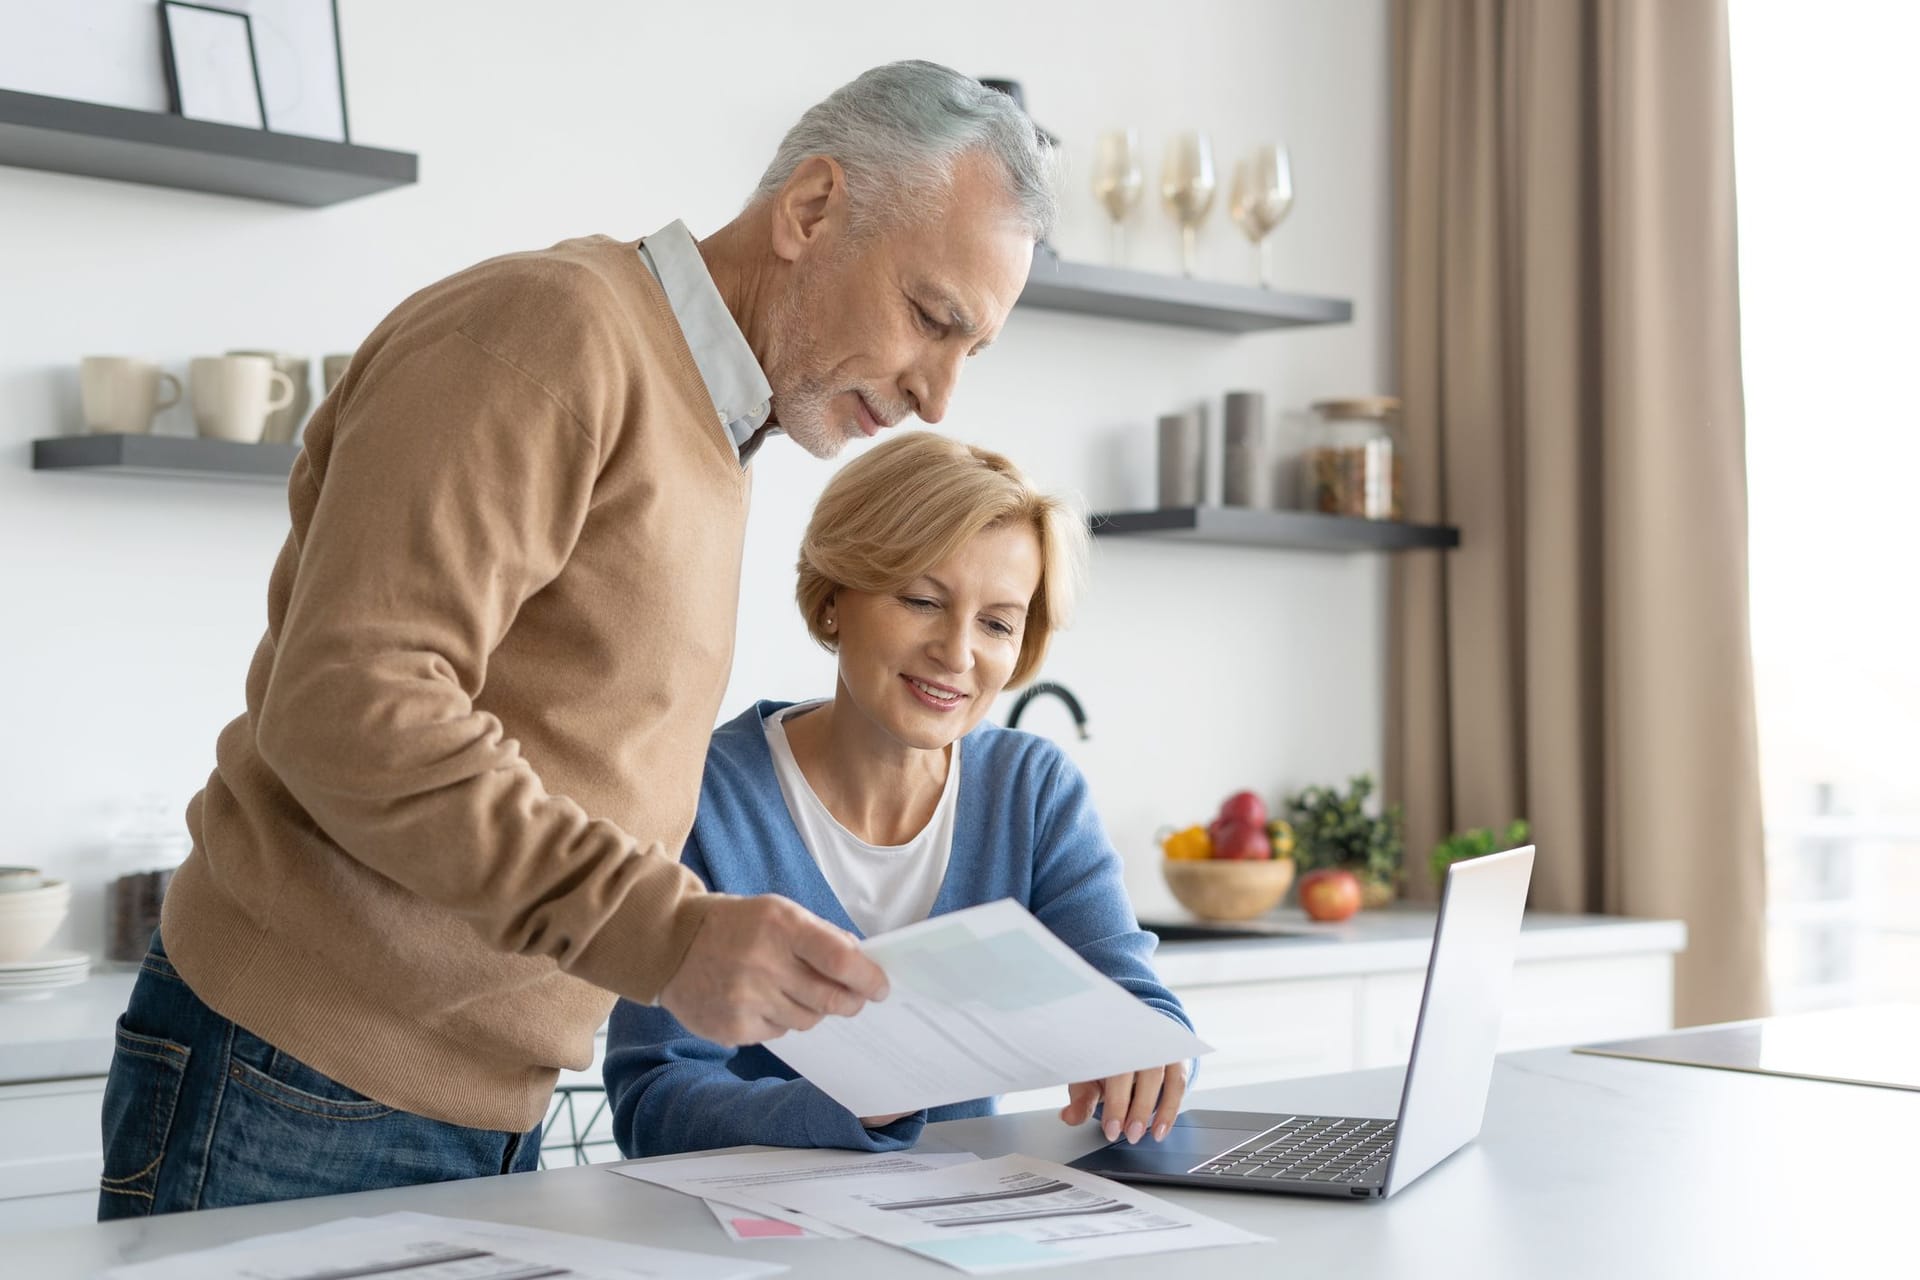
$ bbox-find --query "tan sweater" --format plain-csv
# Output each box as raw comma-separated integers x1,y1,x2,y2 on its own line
161,236,749,1132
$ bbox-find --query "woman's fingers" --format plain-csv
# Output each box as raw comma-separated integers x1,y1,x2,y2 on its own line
1123,1066,1165,1143
1059,1079,1101,1126
1100,1073,1136,1143
1152,1062,1189,1141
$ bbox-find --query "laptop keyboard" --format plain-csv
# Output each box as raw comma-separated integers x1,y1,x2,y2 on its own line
1191,1116,1396,1186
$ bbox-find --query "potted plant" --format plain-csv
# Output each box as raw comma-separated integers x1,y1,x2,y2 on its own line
1430,819,1531,885
1283,774,1404,909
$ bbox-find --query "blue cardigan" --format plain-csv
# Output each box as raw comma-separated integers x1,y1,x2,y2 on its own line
604,700,1190,1157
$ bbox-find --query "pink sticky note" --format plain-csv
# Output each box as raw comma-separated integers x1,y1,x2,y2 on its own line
732,1216,807,1239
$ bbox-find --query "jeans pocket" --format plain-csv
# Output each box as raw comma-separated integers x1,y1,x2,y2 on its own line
224,1033,397,1122
97,1020,191,1215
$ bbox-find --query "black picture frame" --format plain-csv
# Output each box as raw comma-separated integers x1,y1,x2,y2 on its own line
159,1,268,131
229,0,353,143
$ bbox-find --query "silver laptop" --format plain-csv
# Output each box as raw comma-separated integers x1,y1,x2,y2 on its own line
1070,844,1534,1200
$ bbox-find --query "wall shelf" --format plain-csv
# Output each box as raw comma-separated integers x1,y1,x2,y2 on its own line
1090,506,1459,552
0,89,416,207
32,434,296,484
1016,246,1352,333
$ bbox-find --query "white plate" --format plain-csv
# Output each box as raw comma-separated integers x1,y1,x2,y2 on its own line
0,971,89,1000
0,949,90,973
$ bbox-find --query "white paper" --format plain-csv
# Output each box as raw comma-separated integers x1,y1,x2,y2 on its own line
101,1211,785,1280
611,1148,978,1239
766,900,1210,1116
772,1154,1270,1274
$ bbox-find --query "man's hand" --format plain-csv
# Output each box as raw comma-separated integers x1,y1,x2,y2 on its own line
1059,1061,1188,1144
859,1111,914,1128
658,895,888,1046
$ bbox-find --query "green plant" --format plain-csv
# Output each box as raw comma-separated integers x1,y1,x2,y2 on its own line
1429,819,1531,884
1284,774,1405,888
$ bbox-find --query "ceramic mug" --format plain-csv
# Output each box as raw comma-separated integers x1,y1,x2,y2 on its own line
0,867,43,893
79,356,181,435
227,350,312,443
190,355,295,443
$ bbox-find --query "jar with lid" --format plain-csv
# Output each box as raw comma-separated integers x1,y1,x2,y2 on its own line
102,795,189,966
1304,396,1403,520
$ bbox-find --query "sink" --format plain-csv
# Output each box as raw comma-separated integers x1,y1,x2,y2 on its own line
1141,920,1334,944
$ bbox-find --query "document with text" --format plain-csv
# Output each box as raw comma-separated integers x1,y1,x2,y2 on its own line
612,1148,980,1239
100,1211,785,1280
773,1153,1269,1274
765,899,1210,1117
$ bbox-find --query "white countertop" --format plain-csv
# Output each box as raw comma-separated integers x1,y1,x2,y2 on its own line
0,972,135,1085
10,1034,1914,1278
0,911,1682,1088
1149,906,1686,986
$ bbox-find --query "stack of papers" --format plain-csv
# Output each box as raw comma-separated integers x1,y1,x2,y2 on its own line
100,1211,785,1279
616,1150,1269,1274
765,900,1211,1117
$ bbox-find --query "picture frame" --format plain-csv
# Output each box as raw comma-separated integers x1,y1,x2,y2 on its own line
226,0,352,143
159,2,267,130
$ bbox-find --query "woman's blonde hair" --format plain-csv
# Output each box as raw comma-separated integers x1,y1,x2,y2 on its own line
797,432,1087,688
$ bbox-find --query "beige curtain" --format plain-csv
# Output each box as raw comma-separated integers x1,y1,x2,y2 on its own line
1389,0,1769,1025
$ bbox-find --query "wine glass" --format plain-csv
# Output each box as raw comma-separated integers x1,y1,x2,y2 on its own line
1091,129,1144,264
1160,131,1217,277
1230,144,1295,287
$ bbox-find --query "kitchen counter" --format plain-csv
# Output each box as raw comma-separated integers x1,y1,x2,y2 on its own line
1146,906,1685,986
0,972,134,1086
0,912,1684,1089
13,1033,1914,1278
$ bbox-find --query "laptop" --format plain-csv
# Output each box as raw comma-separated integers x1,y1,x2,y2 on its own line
1070,844,1535,1200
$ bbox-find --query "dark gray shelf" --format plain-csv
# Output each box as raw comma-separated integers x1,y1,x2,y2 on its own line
1090,506,1460,552
0,89,416,206
1017,246,1352,333
32,434,296,484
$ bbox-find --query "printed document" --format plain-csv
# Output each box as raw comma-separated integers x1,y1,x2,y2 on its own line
612,1148,979,1239
100,1210,785,1280
765,899,1210,1116
773,1153,1269,1274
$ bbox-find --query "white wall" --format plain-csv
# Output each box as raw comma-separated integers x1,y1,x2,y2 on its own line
0,0,1393,956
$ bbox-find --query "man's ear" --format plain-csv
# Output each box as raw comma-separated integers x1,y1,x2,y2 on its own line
769,155,848,264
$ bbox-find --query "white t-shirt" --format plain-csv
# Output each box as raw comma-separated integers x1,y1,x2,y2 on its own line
763,702,958,937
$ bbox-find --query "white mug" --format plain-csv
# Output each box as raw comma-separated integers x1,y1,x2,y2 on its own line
190,355,295,443
80,356,181,435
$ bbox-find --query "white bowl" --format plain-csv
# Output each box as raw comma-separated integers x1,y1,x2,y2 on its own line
0,867,44,893
0,903,67,962
0,880,69,912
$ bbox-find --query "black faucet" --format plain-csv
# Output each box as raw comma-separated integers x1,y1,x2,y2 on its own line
1005,681,1089,741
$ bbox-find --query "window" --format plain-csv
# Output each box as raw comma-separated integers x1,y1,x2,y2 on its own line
1731,1,1920,1012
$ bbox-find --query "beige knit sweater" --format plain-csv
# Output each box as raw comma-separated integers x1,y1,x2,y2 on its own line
161,235,749,1131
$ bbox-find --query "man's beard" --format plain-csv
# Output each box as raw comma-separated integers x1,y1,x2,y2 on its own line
764,258,908,459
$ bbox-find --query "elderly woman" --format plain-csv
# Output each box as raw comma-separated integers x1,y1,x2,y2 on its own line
603,432,1191,1157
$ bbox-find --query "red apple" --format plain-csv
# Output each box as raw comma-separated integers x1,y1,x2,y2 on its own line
1217,790,1268,829
1298,867,1362,921
1212,820,1273,861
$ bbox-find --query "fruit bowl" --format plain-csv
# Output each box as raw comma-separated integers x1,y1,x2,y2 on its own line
1162,857,1295,923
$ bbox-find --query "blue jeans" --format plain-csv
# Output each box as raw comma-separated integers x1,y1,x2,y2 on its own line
98,934,541,1220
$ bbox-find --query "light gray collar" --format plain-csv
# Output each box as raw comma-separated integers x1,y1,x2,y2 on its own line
637,220,774,455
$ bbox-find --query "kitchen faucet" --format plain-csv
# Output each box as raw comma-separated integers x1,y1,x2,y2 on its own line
1004,680,1089,740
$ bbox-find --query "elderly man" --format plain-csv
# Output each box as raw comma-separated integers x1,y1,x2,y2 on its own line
99,60,1055,1218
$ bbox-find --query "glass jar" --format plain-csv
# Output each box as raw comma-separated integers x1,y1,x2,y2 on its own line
1305,396,1403,520
103,796,189,966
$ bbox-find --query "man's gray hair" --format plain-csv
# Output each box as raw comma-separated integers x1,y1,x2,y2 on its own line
754,60,1058,243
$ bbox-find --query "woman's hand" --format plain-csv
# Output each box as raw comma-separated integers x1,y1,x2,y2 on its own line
1059,1061,1188,1144
860,1111,914,1128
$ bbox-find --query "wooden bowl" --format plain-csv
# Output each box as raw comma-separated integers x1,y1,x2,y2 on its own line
1161,858,1295,922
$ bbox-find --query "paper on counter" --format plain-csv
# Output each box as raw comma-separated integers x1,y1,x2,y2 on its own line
100,1210,786,1280
772,1153,1270,1274
611,1148,979,1239
766,899,1209,1117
